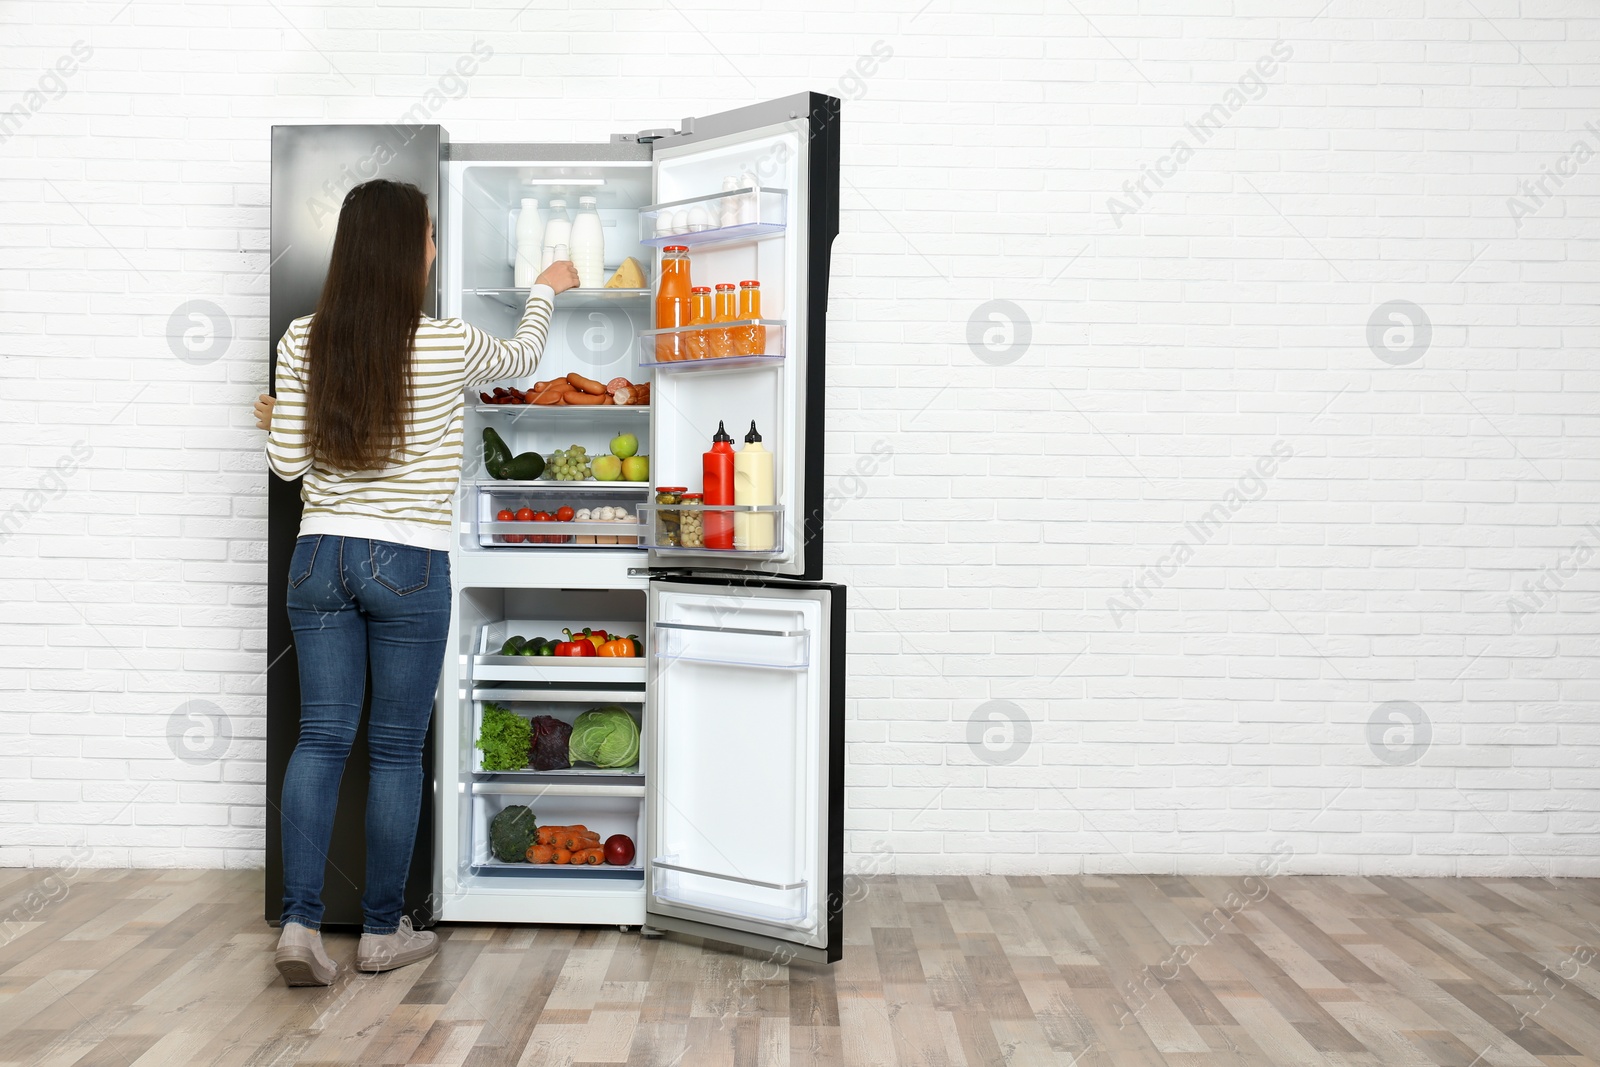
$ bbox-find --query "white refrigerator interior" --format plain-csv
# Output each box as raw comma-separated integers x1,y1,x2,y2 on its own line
431,94,844,962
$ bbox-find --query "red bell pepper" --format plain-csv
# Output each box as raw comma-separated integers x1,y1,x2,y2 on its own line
554,634,597,657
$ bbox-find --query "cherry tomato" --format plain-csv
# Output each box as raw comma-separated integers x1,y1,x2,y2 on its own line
498,508,523,544
556,506,575,522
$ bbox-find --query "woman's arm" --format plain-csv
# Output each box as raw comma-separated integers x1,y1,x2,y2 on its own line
463,261,579,387
264,325,314,480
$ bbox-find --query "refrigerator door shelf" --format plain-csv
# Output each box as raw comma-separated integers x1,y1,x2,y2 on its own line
641,187,788,248
651,617,809,671
635,503,785,557
472,479,653,493
637,320,784,368
466,286,651,310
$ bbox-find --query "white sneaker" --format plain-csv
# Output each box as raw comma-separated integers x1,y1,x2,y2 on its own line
356,916,437,973
275,922,338,987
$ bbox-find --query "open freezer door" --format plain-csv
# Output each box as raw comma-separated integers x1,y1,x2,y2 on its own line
641,92,841,580
643,576,846,963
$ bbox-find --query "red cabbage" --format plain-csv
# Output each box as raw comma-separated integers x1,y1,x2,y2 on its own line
528,715,572,771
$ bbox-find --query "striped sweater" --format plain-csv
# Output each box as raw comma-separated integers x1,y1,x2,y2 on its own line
266,286,554,552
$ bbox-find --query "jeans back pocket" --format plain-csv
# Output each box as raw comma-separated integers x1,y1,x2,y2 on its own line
288,535,322,589
369,540,432,596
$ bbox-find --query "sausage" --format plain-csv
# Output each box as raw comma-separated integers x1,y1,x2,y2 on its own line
564,391,607,405
612,385,634,406
532,380,553,393
606,377,631,395
566,372,606,396
533,389,564,406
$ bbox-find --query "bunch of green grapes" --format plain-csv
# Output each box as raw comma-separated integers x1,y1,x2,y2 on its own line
543,444,593,482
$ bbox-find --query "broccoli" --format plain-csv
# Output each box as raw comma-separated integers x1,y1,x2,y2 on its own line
489,804,538,863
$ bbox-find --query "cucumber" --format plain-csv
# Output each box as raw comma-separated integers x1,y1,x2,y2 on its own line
499,635,526,656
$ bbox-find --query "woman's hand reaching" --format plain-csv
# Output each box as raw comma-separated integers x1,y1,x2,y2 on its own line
535,260,580,295
254,393,276,431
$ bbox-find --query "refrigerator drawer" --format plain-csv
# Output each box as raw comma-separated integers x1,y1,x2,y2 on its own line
474,483,646,549
470,791,643,880
474,655,645,685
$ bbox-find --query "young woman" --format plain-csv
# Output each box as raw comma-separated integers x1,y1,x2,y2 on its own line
254,179,577,986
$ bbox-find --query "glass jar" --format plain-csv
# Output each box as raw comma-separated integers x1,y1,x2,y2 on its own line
678,493,705,547
654,486,686,547
735,280,765,355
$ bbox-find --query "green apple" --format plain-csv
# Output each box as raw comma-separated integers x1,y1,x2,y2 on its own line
591,455,623,482
610,431,638,459
621,455,649,482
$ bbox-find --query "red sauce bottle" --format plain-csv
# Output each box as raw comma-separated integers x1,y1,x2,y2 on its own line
702,420,736,549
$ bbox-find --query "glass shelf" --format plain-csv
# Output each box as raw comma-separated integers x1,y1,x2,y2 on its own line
466,287,651,310
474,402,650,417
637,319,785,369
641,187,787,248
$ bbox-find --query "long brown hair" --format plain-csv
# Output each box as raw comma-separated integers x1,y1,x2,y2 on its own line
305,179,431,470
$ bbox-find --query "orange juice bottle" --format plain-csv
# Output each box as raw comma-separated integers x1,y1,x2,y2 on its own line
687,286,713,360
654,246,692,361
735,280,765,355
710,283,737,358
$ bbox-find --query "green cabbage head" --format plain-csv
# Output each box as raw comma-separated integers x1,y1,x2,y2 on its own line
569,705,640,768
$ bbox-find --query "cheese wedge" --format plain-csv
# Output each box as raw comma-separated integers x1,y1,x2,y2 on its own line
604,257,646,289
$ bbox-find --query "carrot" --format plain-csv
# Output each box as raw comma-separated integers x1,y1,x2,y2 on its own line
566,372,606,396
553,848,572,864
527,844,555,864
575,849,604,865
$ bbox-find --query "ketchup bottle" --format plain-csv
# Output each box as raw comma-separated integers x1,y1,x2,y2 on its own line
702,420,736,549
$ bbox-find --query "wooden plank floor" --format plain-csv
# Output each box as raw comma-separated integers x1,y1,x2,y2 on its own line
1,870,1598,1066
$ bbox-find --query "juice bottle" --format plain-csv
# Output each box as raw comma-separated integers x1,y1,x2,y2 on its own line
687,286,713,360
710,283,737,358
702,420,736,549
654,245,692,361
735,280,765,355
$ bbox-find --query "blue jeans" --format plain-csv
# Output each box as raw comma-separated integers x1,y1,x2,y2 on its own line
280,535,450,935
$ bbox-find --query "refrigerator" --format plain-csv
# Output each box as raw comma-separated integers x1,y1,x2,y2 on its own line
267,92,846,964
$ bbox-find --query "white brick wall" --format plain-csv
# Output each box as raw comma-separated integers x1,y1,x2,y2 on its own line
3,0,1598,878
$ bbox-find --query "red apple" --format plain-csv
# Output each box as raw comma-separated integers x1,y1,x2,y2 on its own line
603,834,635,866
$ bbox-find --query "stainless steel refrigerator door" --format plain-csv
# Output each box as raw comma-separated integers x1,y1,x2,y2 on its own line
266,124,445,928
643,576,846,963
645,92,841,581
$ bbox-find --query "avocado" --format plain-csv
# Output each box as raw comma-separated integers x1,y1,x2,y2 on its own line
482,428,513,479
504,450,545,481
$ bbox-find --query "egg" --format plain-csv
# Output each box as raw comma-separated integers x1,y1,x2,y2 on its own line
655,214,674,237
671,210,690,233
686,206,711,231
